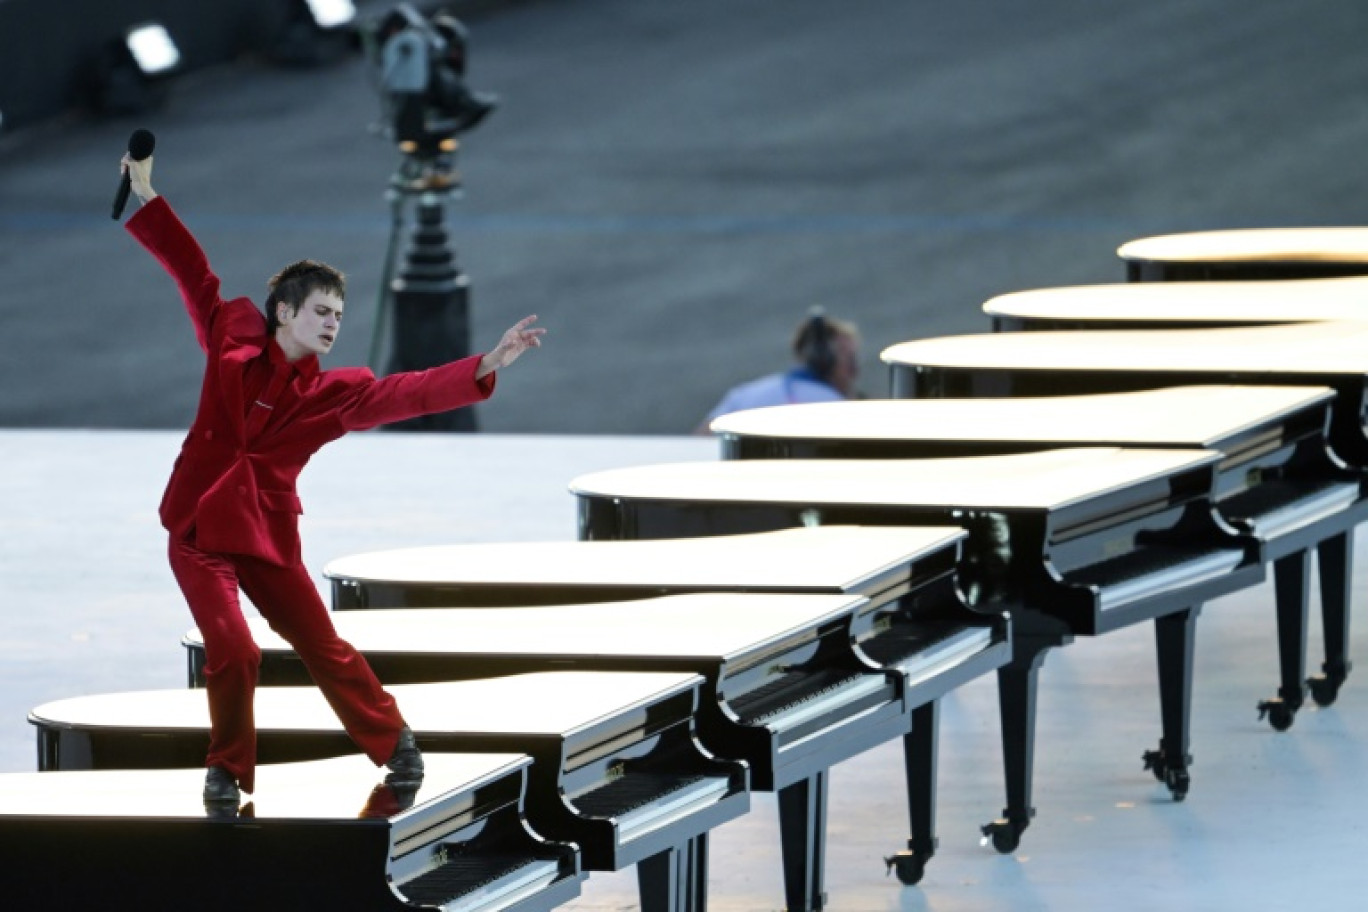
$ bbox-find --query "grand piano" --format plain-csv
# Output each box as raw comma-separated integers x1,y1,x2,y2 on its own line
568,448,1266,854
882,321,1368,465
982,276,1368,331
30,672,746,912
179,588,999,891
0,753,582,912
884,326,1368,713
710,385,1366,727
1117,227,1368,281
320,526,1008,901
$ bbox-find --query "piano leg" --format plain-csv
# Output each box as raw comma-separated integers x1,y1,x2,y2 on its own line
777,772,829,912
1310,531,1355,707
981,636,1052,854
1143,606,1200,800
637,834,709,912
1256,550,1311,731
884,701,939,885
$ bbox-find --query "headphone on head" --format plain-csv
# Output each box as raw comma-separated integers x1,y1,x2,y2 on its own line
797,307,836,381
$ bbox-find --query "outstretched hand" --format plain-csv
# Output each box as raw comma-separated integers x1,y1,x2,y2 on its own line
476,315,545,379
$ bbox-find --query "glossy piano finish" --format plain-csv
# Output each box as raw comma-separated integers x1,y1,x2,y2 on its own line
884,327,1368,722
1118,227,1368,281
179,593,924,791
30,672,746,912
0,753,581,912
980,294,1368,718
183,591,1004,774
320,526,1002,899
983,276,1368,331
881,321,1368,467
572,449,1259,632
712,386,1366,723
570,447,1266,852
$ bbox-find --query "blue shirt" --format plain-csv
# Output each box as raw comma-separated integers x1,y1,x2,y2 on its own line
704,368,844,423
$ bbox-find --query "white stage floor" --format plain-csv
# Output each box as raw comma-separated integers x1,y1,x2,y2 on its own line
2,429,1363,911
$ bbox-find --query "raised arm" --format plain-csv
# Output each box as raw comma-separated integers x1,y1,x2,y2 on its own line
121,156,228,352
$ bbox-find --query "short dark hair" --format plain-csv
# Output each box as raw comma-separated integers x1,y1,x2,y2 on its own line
792,309,858,380
265,260,346,334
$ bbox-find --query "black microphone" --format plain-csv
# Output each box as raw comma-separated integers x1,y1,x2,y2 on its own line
111,129,156,220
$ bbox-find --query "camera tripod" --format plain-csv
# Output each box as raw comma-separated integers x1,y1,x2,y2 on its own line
368,145,477,432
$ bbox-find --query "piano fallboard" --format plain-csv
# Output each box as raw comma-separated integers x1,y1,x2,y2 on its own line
0,754,581,912
569,449,1264,635
29,672,747,872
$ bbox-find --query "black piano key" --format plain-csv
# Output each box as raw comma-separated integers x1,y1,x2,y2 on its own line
572,772,707,819
859,618,979,667
400,852,547,906
727,667,866,724
1220,476,1340,519
1061,544,1225,591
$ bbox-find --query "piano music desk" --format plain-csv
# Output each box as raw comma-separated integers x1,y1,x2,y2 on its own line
712,385,1366,728
0,753,582,912
1118,227,1368,281
569,448,1265,854
29,672,746,912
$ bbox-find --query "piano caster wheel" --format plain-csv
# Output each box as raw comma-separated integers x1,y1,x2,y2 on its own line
1257,698,1296,732
1142,748,1166,782
1142,749,1190,800
979,819,1022,855
1307,674,1342,708
1163,767,1190,802
884,850,928,886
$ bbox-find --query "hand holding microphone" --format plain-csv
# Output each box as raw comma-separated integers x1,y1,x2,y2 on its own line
112,129,156,219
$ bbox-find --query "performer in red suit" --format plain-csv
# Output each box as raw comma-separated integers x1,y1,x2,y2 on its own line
119,151,545,806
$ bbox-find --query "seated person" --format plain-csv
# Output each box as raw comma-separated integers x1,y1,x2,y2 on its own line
697,309,860,431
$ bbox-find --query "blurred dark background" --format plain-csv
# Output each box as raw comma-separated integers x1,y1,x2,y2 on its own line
2,0,1366,434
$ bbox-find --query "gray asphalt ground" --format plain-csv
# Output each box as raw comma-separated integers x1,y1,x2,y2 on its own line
3,0,1368,433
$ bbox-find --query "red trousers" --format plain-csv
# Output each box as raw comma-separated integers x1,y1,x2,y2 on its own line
168,536,405,794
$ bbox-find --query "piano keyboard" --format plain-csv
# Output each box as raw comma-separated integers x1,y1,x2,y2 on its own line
1064,545,1247,613
729,667,870,725
402,853,562,911
1219,478,1361,538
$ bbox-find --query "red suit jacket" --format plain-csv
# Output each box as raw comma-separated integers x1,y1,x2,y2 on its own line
127,197,495,566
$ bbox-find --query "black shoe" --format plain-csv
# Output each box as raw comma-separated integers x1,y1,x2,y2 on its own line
385,725,425,787
203,766,241,805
